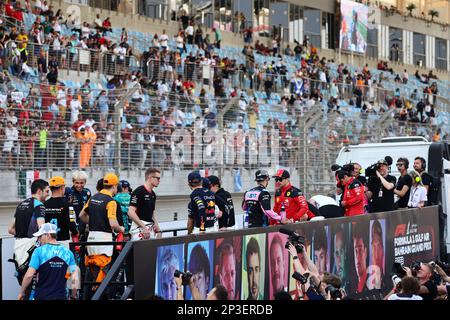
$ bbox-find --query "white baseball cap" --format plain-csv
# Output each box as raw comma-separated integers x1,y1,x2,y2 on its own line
33,223,58,237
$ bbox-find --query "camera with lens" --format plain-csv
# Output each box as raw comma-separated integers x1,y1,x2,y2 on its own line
279,228,305,253
174,270,193,286
325,284,342,300
331,163,354,174
365,156,393,178
392,274,402,287
292,272,309,285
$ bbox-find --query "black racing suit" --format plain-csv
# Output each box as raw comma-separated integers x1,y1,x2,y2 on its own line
188,188,217,231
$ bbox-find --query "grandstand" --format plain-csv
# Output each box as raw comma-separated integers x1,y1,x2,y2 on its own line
0,0,448,201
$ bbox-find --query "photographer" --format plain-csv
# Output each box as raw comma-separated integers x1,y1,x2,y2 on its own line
393,157,412,209
367,159,397,213
175,274,228,300
337,169,365,217
384,276,423,300
435,264,450,299
404,263,438,300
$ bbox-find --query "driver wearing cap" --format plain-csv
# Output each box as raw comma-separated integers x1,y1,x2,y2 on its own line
242,170,282,228
79,173,124,258
271,169,315,224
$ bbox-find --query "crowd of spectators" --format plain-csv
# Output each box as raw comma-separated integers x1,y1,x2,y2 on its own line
0,0,447,171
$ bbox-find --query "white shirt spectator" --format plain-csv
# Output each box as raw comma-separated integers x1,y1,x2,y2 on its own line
3,125,18,152
81,26,91,39
238,98,247,112
57,88,66,107
176,35,184,49
185,25,194,36
70,98,82,124
158,82,169,96
388,294,423,301
6,113,18,125
152,37,160,48
21,62,32,75
94,17,102,28
159,33,169,47
53,21,61,33
35,0,42,10
407,185,427,208
41,2,49,12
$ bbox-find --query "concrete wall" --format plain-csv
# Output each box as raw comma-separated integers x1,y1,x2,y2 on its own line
0,168,303,202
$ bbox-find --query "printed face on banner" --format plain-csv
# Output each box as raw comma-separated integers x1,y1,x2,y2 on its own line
214,237,242,300
155,244,184,300
332,223,350,290
312,226,330,276
242,234,266,300
367,219,386,290
268,232,289,299
351,221,369,295
186,241,214,300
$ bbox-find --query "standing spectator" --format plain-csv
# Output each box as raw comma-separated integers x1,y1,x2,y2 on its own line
160,29,169,50
185,21,194,45
77,126,96,168
69,94,82,124
213,28,222,49
3,121,18,168
36,122,48,169
102,17,112,33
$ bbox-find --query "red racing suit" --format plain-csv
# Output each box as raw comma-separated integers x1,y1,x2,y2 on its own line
270,184,315,225
342,177,365,216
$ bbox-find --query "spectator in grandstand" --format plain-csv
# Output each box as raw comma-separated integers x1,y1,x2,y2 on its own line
77,125,96,168
128,168,161,239
3,120,18,168
213,27,221,49
18,223,79,300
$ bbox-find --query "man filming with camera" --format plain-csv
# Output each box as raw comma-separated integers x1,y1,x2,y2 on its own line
389,262,437,300
367,159,397,213
174,272,228,300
